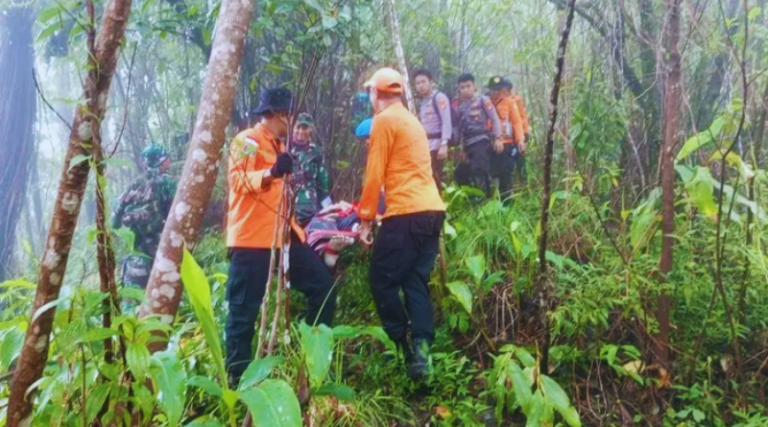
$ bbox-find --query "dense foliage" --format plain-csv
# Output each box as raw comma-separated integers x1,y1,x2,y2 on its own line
3,0,768,425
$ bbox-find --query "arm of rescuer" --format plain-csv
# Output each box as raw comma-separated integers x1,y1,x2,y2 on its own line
358,116,392,245
436,92,452,145
482,96,503,139
516,96,531,136
227,134,279,195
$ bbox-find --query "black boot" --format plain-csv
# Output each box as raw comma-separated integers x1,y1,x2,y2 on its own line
408,338,431,379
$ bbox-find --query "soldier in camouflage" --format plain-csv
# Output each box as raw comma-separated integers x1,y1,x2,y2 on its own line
111,144,177,290
290,113,331,227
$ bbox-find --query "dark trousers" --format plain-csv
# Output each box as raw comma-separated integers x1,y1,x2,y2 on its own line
491,144,519,201
430,150,444,188
454,140,493,198
369,211,444,344
225,233,336,379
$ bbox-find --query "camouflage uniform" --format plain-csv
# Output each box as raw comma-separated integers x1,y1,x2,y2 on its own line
112,145,176,289
291,141,330,227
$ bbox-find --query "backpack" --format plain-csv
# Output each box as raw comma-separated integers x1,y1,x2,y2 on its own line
458,96,493,146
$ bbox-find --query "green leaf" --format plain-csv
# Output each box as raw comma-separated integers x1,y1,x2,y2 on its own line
509,360,532,413
85,384,111,423
465,255,486,283
0,328,24,373
515,347,537,368
150,350,186,427
676,117,724,162
188,375,223,398
181,248,229,388
82,327,118,343
304,0,323,12
300,322,334,389
222,389,239,409
322,15,337,29
332,325,364,339
679,166,718,221
37,20,63,43
540,375,580,427
446,281,473,314
184,417,224,427
238,356,284,391
239,380,302,427
692,409,706,422
443,221,457,240
363,326,396,352
68,154,92,172
315,383,356,402
126,342,150,382
38,5,61,23
133,381,155,423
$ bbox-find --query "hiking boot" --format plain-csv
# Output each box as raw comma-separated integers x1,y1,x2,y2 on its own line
408,338,431,379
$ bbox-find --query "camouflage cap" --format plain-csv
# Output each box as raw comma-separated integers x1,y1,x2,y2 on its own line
141,143,168,168
296,112,314,127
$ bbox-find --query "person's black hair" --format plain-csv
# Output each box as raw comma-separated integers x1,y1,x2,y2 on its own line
458,73,475,84
413,68,433,81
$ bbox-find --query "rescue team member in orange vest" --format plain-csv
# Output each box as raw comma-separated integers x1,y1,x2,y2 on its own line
488,76,525,201
358,68,446,379
225,87,336,384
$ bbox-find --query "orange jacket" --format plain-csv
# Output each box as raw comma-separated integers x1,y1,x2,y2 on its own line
227,123,304,248
512,95,530,136
359,102,445,221
492,95,525,145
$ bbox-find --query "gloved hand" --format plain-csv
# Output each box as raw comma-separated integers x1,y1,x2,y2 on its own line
270,153,293,177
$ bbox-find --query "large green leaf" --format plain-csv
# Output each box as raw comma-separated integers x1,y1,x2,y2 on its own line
508,360,532,413
465,255,486,283
188,376,223,398
315,383,356,402
676,116,724,162
540,375,581,427
363,326,396,352
85,383,110,423
150,350,186,427
238,356,284,391
332,325,364,340
299,322,334,388
181,248,228,389
239,380,302,427
126,342,150,382
0,327,23,373
678,166,718,221
446,281,473,314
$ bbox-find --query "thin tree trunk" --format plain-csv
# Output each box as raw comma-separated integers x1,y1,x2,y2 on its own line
139,0,257,343
657,0,682,369
537,0,576,375
0,7,36,281
7,0,132,423
384,0,415,112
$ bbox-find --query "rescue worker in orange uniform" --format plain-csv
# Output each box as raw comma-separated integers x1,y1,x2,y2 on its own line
488,76,525,201
225,87,336,384
358,68,446,379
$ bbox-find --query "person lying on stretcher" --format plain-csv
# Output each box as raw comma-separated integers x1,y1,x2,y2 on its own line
304,197,385,269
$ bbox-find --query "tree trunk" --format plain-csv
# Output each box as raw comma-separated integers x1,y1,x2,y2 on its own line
0,7,36,281
657,0,681,370
139,0,256,341
537,0,576,376
384,0,415,112
7,0,133,423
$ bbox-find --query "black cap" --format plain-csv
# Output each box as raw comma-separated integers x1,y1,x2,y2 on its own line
487,76,511,89
252,87,293,115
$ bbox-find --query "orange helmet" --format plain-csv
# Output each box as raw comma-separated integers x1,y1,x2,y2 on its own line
364,67,404,95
